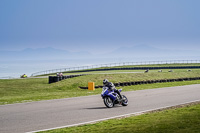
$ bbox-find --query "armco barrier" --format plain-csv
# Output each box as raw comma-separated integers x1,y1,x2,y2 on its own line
31,60,200,77
65,66,200,73
79,77,200,89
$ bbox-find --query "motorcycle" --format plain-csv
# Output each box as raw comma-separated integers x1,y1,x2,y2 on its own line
101,87,128,108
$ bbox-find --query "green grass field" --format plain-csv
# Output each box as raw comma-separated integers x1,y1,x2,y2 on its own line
1,64,200,133
37,63,200,76
0,69,200,105
40,102,200,133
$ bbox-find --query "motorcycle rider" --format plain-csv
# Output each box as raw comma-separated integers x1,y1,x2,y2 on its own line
103,79,122,100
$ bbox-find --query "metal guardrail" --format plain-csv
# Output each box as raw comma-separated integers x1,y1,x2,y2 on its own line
31,60,200,77
0,76,16,79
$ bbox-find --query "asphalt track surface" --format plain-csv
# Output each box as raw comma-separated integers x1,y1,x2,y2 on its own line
0,84,200,133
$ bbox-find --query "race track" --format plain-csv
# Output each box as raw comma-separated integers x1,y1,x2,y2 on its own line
0,84,200,133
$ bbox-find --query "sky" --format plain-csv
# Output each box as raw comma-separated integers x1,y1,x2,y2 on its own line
0,0,200,54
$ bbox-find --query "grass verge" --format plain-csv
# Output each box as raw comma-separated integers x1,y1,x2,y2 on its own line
0,69,200,105
40,102,200,133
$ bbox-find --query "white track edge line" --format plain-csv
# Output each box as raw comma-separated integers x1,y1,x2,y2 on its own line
26,99,200,133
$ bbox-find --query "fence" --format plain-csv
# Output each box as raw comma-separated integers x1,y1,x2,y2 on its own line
31,60,200,77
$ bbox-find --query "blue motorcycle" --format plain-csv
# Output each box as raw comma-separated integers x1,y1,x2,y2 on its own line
101,87,128,108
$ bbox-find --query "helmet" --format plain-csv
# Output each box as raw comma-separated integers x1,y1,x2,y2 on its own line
103,79,109,85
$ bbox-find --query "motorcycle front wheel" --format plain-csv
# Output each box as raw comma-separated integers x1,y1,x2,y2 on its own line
104,97,114,108
121,95,128,106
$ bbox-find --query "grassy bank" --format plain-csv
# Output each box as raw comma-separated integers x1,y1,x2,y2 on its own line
37,63,200,76
0,69,200,105
40,102,200,133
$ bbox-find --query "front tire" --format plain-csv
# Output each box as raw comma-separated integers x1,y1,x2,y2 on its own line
104,97,114,108
121,95,128,106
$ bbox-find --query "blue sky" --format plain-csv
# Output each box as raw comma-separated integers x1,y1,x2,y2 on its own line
0,0,200,54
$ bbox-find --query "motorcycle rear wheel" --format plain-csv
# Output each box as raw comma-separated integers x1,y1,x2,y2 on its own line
104,97,114,108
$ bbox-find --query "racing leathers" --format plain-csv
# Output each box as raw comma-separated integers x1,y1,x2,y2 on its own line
103,82,122,100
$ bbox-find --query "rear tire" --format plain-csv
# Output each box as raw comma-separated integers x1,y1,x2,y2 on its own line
121,95,128,106
104,97,114,108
